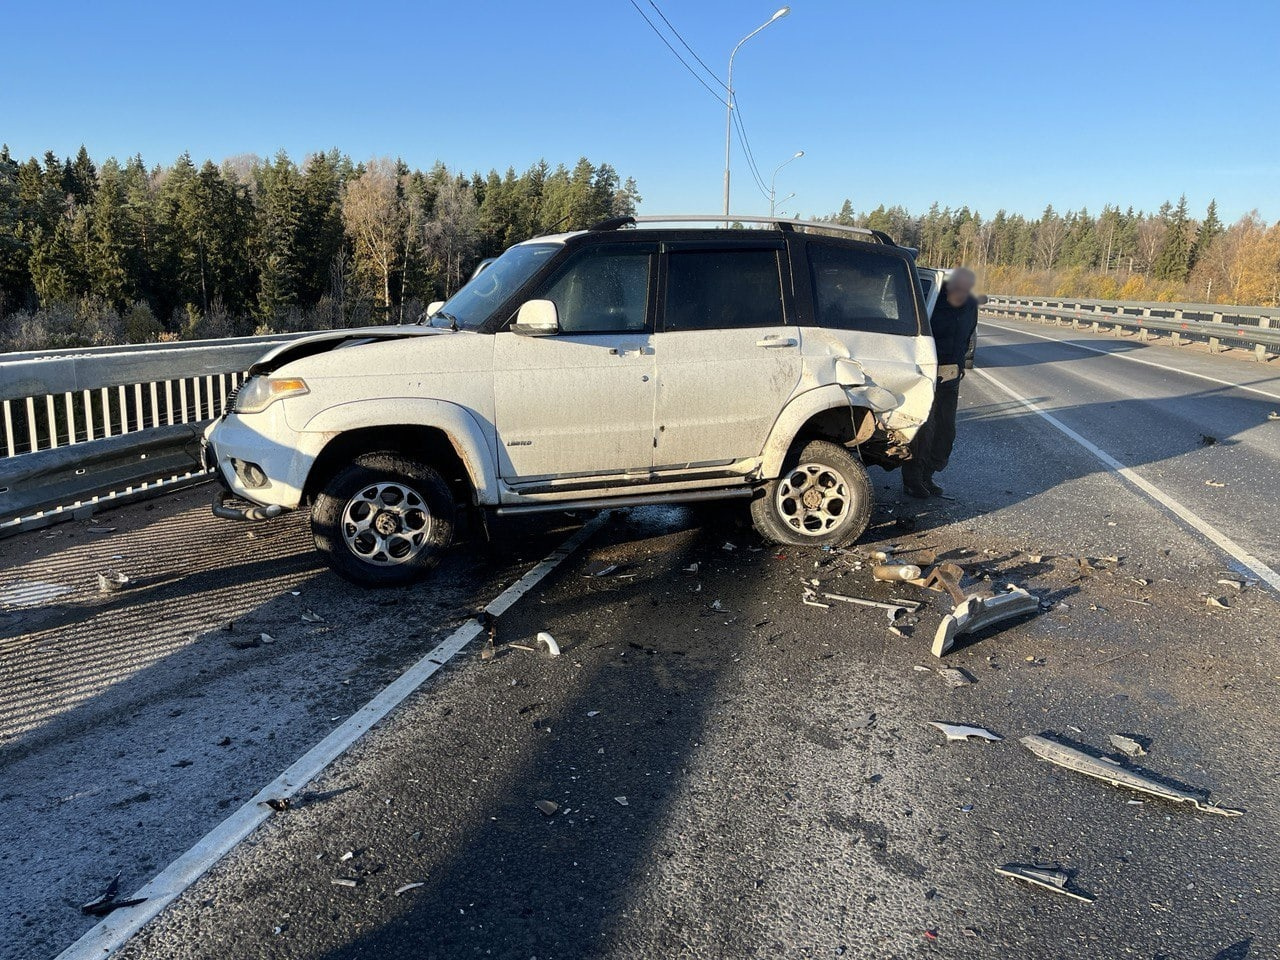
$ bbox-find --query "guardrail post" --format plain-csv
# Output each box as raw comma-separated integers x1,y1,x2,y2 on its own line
1170,309,1182,347
1209,312,1223,353
1257,317,1272,362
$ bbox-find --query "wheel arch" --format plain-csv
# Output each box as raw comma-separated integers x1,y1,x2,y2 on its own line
299,400,498,506
759,386,876,478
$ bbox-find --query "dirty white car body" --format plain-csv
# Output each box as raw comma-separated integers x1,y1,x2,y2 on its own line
204,216,938,584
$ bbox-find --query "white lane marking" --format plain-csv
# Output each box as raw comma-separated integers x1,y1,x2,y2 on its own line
979,318,1280,402
973,367,1280,594
56,514,609,960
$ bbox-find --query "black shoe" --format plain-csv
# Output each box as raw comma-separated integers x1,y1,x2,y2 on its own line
923,474,944,497
903,479,931,499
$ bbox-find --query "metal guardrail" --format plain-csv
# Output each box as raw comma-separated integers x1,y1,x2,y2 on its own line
984,296,1280,361
0,333,304,536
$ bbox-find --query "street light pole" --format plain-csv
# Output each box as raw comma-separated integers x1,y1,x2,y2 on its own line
769,150,804,216
772,192,796,218
723,7,790,218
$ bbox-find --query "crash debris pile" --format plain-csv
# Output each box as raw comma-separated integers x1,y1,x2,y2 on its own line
925,719,1243,902
797,545,1040,658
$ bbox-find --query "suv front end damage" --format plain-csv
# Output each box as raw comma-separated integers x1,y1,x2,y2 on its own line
202,391,324,521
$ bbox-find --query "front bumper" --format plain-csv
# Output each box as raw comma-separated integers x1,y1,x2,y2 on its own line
202,409,321,515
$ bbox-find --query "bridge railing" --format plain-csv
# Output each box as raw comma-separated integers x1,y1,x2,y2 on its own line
0,333,305,536
983,296,1280,361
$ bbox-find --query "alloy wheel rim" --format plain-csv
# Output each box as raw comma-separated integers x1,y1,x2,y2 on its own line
340,482,432,565
775,463,850,536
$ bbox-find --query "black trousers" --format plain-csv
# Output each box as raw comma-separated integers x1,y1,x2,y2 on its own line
906,377,961,478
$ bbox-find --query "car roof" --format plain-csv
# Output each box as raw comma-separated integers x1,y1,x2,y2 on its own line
516,215,915,260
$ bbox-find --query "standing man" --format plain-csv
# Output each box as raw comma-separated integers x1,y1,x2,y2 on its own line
903,267,981,499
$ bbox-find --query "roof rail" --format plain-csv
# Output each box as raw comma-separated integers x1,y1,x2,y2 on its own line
592,214,891,244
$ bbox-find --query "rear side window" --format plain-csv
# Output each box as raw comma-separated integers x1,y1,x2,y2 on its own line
664,249,785,331
538,245,651,334
808,243,919,336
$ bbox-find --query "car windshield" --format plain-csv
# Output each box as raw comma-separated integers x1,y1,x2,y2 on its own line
428,243,562,330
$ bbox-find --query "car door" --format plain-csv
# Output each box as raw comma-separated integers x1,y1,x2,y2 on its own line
651,242,802,469
492,241,657,485
916,265,945,317
806,240,936,431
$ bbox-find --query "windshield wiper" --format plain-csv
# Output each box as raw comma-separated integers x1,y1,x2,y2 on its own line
420,310,461,331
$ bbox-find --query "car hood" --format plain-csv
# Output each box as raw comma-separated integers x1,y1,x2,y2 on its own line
248,325,452,376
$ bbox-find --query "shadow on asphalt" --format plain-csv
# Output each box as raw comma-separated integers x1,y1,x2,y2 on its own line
306,506,775,959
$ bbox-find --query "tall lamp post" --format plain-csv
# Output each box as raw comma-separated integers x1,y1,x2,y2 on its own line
723,6,790,217
772,193,796,217
769,150,803,216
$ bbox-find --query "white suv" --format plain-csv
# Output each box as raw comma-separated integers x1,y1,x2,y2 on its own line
204,216,938,585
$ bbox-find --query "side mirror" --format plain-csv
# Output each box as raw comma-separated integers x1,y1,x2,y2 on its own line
511,299,559,336
426,300,445,317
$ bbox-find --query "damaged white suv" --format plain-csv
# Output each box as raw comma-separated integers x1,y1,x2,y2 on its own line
204,216,939,585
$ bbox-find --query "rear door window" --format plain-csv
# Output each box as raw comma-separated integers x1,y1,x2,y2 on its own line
808,243,919,336
663,249,785,331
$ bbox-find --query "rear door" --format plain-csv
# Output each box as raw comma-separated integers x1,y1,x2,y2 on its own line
651,242,801,469
806,240,937,431
916,266,946,317
492,242,658,484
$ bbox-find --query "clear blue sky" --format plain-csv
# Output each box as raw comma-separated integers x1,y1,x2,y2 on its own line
3,0,1277,223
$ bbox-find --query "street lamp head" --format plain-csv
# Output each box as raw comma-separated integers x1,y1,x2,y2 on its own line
794,150,805,159
771,6,790,20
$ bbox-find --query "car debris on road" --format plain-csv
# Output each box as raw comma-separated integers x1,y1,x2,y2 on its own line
928,721,1002,742
1021,735,1243,816
872,563,922,582
996,863,1095,904
535,631,561,656
1109,734,1148,757
936,667,974,688
932,586,1039,657
96,570,131,593
79,873,147,917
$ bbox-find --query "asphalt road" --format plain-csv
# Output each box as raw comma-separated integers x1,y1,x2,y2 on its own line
4,316,1279,960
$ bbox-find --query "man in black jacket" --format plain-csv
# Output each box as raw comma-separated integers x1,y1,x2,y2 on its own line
903,267,980,499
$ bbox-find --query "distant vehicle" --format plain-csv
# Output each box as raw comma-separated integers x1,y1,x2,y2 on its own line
204,215,939,585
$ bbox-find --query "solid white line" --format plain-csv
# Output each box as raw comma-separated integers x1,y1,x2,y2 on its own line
55,513,609,960
973,367,1280,594
979,318,1280,402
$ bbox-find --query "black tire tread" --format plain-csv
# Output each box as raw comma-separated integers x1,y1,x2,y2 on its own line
750,439,872,548
311,451,455,586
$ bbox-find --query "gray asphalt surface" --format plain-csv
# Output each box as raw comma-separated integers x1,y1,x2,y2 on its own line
5,316,1280,959
975,318,1280,576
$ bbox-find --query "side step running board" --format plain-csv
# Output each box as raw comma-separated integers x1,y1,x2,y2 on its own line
495,486,754,516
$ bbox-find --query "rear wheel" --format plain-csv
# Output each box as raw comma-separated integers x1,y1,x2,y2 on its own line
311,452,455,586
750,439,872,548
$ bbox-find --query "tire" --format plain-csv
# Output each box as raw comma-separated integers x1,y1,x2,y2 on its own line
311,452,456,586
750,439,872,548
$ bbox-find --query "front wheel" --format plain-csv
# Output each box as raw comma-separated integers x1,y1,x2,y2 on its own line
750,439,872,548
311,452,456,586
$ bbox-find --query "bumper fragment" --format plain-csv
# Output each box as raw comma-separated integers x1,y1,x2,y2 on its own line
212,489,287,522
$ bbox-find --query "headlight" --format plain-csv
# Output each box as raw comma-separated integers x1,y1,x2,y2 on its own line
234,376,309,414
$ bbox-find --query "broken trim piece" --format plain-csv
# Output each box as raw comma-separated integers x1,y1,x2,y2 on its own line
929,721,1002,742
996,863,1095,904
1020,735,1243,817
932,588,1039,657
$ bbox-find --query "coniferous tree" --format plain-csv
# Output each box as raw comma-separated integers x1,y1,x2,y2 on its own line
1153,194,1192,281
1190,199,1222,272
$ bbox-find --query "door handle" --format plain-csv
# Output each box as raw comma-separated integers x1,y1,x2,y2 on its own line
756,336,797,348
609,346,652,356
